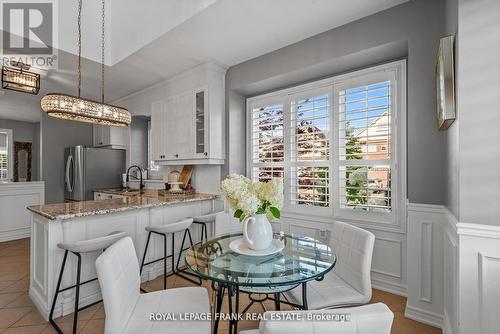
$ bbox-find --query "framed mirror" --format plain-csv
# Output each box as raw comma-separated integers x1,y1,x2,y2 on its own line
436,35,456,130
14,142,32,182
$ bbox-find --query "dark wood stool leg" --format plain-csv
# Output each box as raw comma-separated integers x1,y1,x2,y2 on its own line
49,250,68,334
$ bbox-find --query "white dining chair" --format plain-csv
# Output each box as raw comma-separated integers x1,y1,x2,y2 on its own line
284,221,375,309
95,236,210,334
239,303,393,334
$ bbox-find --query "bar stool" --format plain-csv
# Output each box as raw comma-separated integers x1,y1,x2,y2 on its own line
140,218,201,291
49,231,126,334
192,211,224,242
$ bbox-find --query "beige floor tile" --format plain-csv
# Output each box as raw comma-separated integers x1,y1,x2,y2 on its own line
0,282,17,292
0,273,26,283
2,324,48,334
12,308,47,327
40,320,88,334
0,307,32,328
0,257,29,266
54,303,101,324
90,305,105,320
0,294,22,308
5,294,34,308
1,278,29,293
79,319,104,334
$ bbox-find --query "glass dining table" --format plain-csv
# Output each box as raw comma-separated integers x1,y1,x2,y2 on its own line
185,232,337,334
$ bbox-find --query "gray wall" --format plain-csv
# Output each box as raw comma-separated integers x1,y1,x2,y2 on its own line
129,116,149,169
0,119,40,181
455,0,500,225
444,0,459,218
225,0,447,205
41,112,93,203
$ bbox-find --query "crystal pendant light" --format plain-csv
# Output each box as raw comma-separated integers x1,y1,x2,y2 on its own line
41,0,131,127
2,61,40,95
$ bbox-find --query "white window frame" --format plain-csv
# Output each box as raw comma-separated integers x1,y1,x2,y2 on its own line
0,128,13,182
246,60,407,232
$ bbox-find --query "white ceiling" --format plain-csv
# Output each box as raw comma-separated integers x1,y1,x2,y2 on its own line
0,0,407,122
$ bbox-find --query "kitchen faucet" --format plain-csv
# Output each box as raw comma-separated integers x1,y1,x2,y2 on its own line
126,165,145,193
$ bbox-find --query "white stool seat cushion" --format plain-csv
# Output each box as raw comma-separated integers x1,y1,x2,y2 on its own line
193,211,224,223
146,218,193,234
285,272,366,309
57,231,126,253
239,303,393,334
125,287,210,334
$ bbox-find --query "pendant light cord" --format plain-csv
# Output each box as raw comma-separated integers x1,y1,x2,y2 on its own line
77,0,82,98
101,0,105,104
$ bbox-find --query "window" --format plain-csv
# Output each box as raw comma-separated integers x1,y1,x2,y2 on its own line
247,61,406,225
0,129,13,182
251,102,285,182
290,91,331,207
337,81,392,212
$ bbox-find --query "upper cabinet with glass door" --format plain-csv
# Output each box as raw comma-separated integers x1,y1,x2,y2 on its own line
194,88,208,158
150,63,226,165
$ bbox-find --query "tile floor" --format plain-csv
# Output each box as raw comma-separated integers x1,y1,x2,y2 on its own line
0,238,442,333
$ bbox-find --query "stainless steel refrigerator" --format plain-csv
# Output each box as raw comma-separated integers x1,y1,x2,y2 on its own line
64,146,125,201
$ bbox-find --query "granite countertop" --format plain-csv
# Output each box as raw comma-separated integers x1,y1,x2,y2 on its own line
27,191,218,220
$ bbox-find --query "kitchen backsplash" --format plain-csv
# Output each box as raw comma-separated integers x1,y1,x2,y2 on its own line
144,164,222,194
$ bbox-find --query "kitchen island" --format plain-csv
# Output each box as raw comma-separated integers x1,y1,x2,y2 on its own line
27,190,218,320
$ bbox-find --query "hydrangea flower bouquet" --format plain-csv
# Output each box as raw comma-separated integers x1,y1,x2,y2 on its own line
221,174,283,222
221,174,283,250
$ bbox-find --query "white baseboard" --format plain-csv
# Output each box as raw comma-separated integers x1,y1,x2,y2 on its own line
372,278,407,297
405,304,443,329
442,311,454,334
0,227,30,242
29,286,49,321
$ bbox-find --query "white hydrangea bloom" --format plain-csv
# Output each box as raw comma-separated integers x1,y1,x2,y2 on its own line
221,175,283,221
237,191,259,215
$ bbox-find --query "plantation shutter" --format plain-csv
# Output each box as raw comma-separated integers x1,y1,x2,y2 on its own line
290,89,331,207
250,102,285,181
337,80,393,213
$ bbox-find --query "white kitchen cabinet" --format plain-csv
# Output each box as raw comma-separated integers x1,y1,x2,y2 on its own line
151,100,166,160
150,78,224,164
93,124,128,148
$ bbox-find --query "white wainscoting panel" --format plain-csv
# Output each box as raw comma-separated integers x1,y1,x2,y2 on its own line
443,209,458,334
456,223,500,334
406,203,444,328
0,182,44,241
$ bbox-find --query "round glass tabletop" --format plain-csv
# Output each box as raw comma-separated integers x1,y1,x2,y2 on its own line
185,233,336,287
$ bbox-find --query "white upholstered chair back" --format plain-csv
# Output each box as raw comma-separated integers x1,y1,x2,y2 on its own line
96,237,141,334
253,303,393,334
330,221,375,298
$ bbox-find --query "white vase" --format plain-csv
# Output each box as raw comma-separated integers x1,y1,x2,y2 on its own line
242,214,273,251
